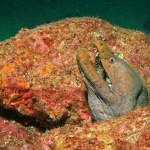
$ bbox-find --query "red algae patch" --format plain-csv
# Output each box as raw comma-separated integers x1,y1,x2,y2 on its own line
0,17,150,128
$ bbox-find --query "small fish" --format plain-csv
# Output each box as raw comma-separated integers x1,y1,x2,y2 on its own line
76,40,149,121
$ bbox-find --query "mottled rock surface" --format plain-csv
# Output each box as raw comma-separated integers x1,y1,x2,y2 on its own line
0,17,150,149
33,106,150,150
0,17,149,128
0,116,41,149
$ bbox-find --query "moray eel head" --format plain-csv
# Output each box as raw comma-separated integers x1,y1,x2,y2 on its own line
76,40,149,121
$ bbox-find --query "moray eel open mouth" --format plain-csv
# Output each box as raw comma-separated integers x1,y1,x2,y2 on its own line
77,46,112,97
76,40,149,121
94,48,113,90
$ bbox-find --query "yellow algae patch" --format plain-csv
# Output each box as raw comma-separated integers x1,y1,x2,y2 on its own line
0,61,15,74
41,63,54,74
0,49,5,55
37,62,54,76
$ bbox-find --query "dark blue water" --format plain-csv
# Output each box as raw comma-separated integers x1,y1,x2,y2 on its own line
0,0,150,41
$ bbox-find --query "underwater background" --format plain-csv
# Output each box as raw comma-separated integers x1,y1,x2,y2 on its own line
0,0,150,41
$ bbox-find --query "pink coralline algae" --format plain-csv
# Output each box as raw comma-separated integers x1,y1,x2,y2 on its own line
0,116,41,149
0,17,150,149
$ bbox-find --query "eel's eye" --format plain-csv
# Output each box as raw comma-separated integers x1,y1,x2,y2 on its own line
109,57,116,64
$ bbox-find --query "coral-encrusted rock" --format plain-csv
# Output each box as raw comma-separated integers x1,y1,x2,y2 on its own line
0,116,41,149
0,17,150,127
34,106,150,150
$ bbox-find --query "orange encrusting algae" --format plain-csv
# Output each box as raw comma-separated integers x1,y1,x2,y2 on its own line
16,76,29,88
1,60,15,74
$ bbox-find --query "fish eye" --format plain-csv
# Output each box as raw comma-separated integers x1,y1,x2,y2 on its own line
109,57,116,64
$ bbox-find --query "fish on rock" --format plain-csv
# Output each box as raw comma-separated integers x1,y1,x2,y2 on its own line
76,40,149,121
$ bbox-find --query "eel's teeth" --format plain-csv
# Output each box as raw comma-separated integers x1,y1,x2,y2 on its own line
94,47,99,57
106,77,111,84
94,47,106,78
106,77,112,90
94,47,112,90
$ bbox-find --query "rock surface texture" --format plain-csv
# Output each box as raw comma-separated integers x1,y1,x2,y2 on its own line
34,106,150,150
0,17,149,149
0,116,41,149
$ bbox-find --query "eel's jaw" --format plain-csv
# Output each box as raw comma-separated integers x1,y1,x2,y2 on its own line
94,40,117,87
76,49,113,97
76,49,114,120
87,86,114,120
77,66,114,120
94,46,113,91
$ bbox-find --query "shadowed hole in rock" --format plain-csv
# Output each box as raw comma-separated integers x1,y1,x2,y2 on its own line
0,106,69,131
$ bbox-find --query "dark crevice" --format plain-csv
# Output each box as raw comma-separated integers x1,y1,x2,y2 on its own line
0,106,46,132
0,106,71,132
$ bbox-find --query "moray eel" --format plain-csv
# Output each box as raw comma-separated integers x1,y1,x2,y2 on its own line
76,40,149,121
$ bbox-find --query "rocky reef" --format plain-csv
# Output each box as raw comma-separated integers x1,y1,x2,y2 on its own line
0,17,149,149
34,106,150,150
